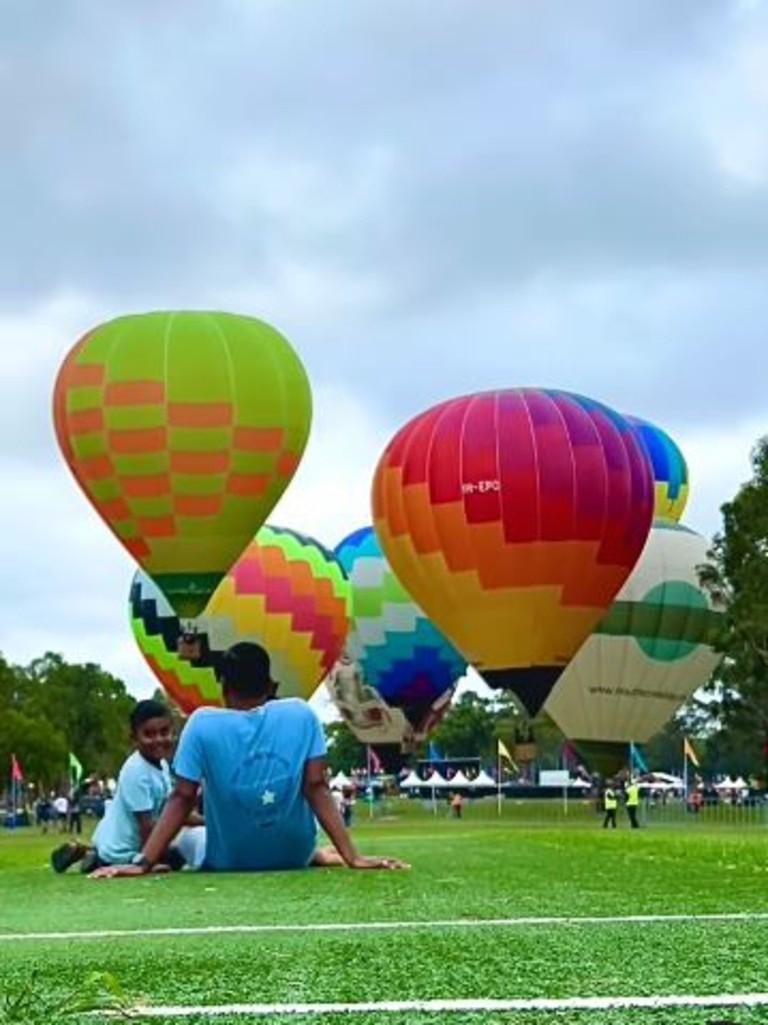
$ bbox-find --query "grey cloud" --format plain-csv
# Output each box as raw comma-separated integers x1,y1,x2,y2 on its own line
2,0,764,302
1,0,766,439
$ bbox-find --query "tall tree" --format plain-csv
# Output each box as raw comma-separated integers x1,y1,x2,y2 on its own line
0,708,68,788
699,436,768,755
429,692,498,759
7,652,136,784
324,721,367,773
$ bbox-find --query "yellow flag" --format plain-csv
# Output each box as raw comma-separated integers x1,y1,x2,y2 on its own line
497,738,517,769
683,737,700,768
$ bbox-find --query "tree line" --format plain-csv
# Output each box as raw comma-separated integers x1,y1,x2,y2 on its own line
325,690,766,781
0,653,136,790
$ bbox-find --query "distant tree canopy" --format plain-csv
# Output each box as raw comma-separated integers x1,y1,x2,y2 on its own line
700,436,768,749
324,721,367,774
0,652,136,790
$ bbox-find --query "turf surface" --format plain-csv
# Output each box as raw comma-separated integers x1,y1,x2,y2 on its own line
1,809,766,1024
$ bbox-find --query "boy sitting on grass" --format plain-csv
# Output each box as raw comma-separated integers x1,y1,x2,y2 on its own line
93,642,409,877
51,699,202,874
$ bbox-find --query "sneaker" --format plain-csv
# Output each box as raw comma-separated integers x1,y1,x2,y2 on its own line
79,849,100,874
50,842,85,874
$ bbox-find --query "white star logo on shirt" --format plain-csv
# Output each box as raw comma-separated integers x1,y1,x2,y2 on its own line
261,789,276,806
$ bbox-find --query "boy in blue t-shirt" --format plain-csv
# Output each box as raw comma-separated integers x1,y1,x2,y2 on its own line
93,643,409,876
51,699,195,873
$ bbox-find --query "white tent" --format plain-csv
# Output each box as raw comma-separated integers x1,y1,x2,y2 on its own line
447,770,472,787
330,771,352,790
470,769,497,788
649,772,684,787
424,769,451,788
715,776,736,790
399,770,424,789
639,779,677,791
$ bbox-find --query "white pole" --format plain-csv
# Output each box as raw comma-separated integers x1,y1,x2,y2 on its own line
366,746,374,820
496,752,502,818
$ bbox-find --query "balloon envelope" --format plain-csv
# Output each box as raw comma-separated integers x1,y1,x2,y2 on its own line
335,525,467,714
324,653,455,773
544,520,722,745
55,311,312,618
626,415,688,522
130,524,351,712
325,526,466,769
372,388,654,716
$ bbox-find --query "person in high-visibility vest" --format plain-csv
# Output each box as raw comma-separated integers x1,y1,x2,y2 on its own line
625,779,640,829
602,783,618,829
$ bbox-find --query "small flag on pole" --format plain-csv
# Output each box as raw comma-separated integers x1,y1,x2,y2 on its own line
428,740,443,763
561,740,578,769
497,738,518,771
68,752,84,784
367,746,383,776
683,737,700,768
629,742,649,775
10,753,23,783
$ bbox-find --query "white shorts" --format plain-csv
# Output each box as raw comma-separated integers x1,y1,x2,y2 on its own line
174,826,207,870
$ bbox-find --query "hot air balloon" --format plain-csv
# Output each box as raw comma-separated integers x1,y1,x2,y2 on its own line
626,415,689,522
372,388,655,717
325,526,467,771
544,520,722,776
54,311,312,619
130,524,351,713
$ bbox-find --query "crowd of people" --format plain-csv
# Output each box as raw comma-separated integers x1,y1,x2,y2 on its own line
31,777,114,835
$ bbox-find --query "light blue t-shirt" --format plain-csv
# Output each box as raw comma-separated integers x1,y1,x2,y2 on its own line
173,699,326,872
92,751,172,864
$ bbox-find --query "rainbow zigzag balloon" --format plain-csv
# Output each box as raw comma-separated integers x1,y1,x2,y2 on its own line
130,524,350,712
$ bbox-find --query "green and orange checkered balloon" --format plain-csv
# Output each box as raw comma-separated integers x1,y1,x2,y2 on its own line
53,311,312,618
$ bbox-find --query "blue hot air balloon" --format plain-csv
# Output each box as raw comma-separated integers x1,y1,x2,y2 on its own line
326,527,467,770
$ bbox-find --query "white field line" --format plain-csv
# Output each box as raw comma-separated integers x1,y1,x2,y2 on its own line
3,910,768,943
108,992,768,1017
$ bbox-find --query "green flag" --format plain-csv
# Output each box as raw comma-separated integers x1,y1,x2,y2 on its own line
68,752,84,784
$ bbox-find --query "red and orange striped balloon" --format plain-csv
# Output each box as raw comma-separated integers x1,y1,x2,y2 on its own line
372,388,654,716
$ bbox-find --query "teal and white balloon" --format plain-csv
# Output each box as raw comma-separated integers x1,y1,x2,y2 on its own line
544,520,722,747
326,527,467,769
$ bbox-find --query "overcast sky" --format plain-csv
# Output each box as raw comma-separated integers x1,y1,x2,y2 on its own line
1,0,767,707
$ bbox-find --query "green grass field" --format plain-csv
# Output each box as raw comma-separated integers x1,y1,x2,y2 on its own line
1,806,767,1024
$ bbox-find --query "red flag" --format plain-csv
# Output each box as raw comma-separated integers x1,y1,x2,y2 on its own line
367,746,383,775
561,741,578,768
10,754,23,783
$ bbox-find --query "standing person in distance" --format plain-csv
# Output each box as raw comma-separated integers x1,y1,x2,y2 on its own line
602,781,618,829
624,777,641,829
